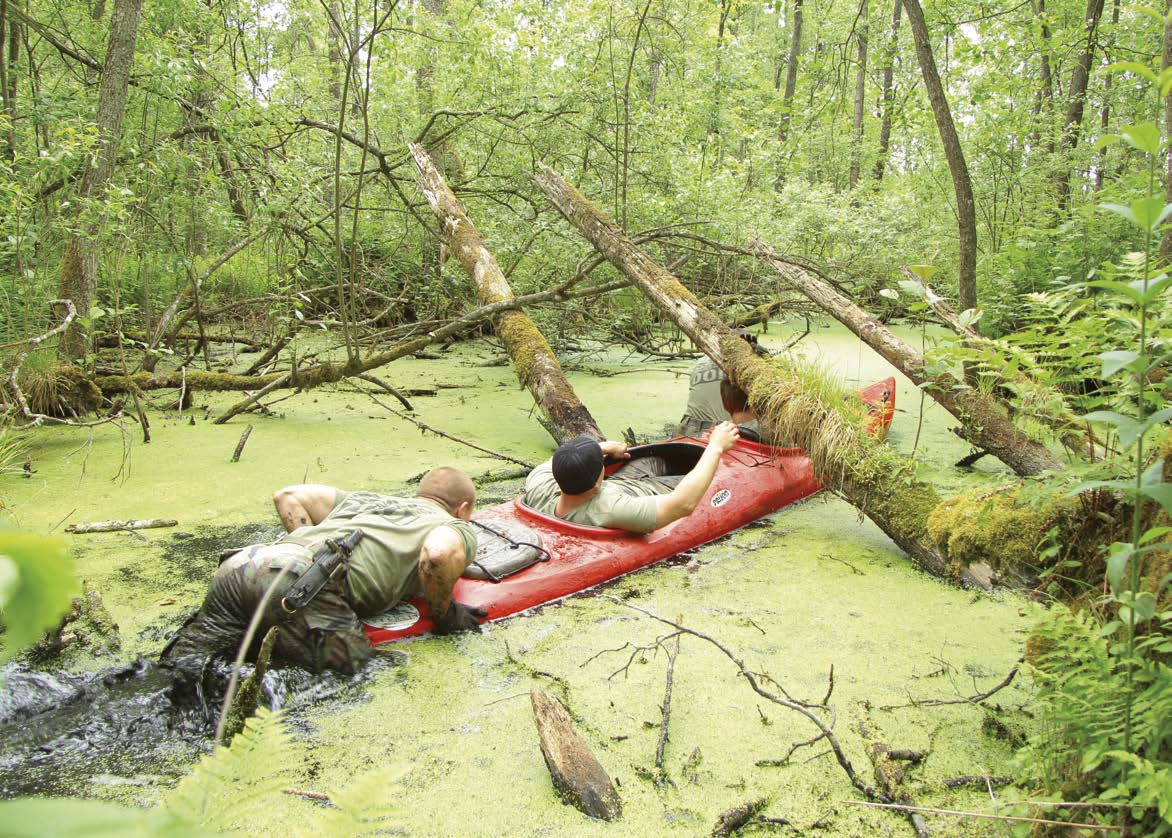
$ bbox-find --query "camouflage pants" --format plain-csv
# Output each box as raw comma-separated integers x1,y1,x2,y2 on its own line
162,543,373,674
612,455,684,490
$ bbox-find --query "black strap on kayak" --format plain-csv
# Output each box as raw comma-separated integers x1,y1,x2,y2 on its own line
469,519,551,584
280,529,365,613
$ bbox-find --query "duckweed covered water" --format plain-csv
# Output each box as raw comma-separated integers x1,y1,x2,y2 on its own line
0,324,1036,835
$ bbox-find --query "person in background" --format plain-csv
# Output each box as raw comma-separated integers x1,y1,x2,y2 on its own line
524,422,740,534
719,378,763,442
676,330,769,436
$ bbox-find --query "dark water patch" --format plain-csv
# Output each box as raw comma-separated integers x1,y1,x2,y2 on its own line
162,523,284,582
0,653,394,800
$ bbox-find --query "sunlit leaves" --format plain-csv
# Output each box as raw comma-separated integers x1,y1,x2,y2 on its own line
0,531,78,661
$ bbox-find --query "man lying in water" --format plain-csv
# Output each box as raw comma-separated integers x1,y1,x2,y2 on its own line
523,421,740,533
162,467,484,675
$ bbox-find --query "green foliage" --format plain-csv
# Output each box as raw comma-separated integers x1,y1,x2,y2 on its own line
299,766,406,837
1015,607,1172,834
164,707,296,831
0,530,78,661
0,797,212,838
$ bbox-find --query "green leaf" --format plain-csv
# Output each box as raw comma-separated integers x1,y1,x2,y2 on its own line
1106,62,1158,84
1106,542,1133,596
1082,410,1141,448
0,531,78,661
1132,272,1172,304
1131,196,1168,231
1098,350,1141,377
906,264,937,281
1085,279,1145,303
1068,478,1135,497
1120,122,1162,155
1139,462,1172,514
1100,202,1138,226
1132,591,1157,621
897,279,926,299
1140,526,1172,545
1096,133,1121,150
0,798,210,837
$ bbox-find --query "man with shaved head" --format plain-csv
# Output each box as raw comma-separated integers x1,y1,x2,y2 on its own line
163,468,481,674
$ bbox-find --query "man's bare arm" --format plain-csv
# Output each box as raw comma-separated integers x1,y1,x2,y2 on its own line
273,484,339,531
416,524,469,619
652,421,739,529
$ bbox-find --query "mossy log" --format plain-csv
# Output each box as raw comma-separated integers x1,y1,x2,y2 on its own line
752,238,1066,477
530,687,622,820
410,144,599,443
531,165,960,580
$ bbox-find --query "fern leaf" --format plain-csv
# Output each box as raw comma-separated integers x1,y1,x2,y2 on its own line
164,707,296,831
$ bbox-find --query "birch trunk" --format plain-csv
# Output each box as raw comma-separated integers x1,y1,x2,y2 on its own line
531,164,959,581
412,145,600,442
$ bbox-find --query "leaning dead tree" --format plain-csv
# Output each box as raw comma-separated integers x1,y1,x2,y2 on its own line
410,143,600,442
531,165,965,582
750,238,1067,477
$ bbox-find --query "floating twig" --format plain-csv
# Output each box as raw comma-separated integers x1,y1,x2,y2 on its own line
65,518,178,534
841,800,1123,832
881,660,1022,710
654,632,681,790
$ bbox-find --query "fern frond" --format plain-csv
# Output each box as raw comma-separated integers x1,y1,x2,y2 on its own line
294,765,406,837
164,707,296,831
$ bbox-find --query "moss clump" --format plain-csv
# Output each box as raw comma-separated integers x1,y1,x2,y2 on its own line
926,485,1071,577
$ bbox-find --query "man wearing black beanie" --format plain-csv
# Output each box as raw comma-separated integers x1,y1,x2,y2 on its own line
523,421,740,533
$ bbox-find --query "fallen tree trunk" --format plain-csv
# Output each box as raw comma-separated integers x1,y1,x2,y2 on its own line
531,164,961,581
410,144,599,442
750,238,1066,477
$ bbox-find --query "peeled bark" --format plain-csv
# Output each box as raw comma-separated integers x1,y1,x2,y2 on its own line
531,164,959,581
751,240,1066,477
411,145,600,442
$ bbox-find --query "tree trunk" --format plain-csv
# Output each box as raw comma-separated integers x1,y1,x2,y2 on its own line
902,0,978,313
531,164,959,580
751,240,1067,476
1030,0,1054,152
56,0,143,361
1054,0,1107,210
1094,0,1120,193
873,0,902,181
411,146,600,443
849,0,869,190
776,0,803,152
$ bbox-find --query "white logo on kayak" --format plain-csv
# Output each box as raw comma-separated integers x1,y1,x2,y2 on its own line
365,602,420,631
711,489,732,507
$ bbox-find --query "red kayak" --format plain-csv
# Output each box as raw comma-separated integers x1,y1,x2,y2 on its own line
364,377,896,643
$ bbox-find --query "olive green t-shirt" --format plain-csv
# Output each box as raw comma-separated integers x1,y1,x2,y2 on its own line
681,356,729,428
524,462,662,533
283,491,477,617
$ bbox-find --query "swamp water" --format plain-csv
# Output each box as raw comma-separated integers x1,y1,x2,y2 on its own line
0,324,1036,835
